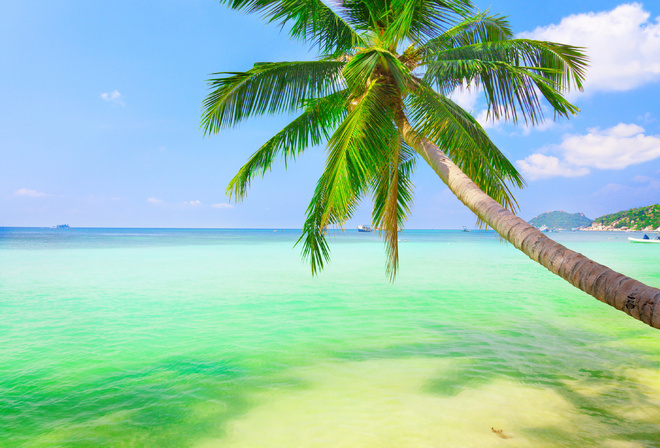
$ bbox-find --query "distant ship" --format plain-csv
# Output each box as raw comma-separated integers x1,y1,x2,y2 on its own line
357,225,373,232
55,224,70,229
462,226,470,232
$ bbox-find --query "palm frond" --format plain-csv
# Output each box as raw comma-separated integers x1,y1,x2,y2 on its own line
342,46,415,98
381,0,474,47
406,82,524,215
201,60,344,134
378,49,415,94
219,0,365,55
341,0,472,44
342,49,381,94
381,0,424,49
371,137,416,279
421,11,512,51
338,0,389,33
422,39,587,124
227,90,349,201
298,81,398,274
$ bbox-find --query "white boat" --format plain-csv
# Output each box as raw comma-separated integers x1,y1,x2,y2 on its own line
357,225,373,232
628,237,660,243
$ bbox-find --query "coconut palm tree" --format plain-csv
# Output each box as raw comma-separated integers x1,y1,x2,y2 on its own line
201,0,660,329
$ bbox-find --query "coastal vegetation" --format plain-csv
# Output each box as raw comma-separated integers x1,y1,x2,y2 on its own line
202,0,660,329
529,211,592,229
594,204,660,230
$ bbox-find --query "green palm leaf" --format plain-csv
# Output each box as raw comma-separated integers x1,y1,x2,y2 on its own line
298,81,397,274
422,39,587,124
371,137,416,279
422,11,513,50
342,46,414,97
219,0,365,55
342,0,471,42
381,0,473,47
227,90,350,201
201,60,345,134
407,82,524,214
342,49,382,94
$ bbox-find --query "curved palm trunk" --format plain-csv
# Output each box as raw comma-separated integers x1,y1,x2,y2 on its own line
403,130,660,330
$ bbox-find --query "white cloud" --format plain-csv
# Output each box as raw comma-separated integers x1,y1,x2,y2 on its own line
594,175,660,198
101,90,124,105
212,203,233,209
517,154,590,180
596,183,630,194
633,174,660,189
520,3,660,94
561,124,660,169
449,83,481,111
633,175,651,183
475,109,559,135
638,112,656,124
183,200,202,206
14,188,48,197
517,123,660,180
475,110,501,130
147,197,163,204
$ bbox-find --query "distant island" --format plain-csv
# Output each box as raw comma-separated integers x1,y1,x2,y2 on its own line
529,205,660,232
585,204,660,231
528,211,592,230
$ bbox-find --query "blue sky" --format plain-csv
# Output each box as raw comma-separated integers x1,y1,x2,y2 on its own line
2,0,659,228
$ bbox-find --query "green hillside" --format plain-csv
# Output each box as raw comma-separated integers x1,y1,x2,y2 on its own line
528,211,592,229
594,204,660,230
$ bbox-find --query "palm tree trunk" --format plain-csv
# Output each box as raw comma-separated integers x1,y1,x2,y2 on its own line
402,130,660,330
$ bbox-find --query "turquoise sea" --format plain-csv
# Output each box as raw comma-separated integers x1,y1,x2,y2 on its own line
1,227,659,447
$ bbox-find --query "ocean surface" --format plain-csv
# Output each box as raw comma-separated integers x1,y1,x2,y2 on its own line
1,227,659,447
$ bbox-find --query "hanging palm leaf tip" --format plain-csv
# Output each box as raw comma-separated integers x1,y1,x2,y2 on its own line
202,0,587,279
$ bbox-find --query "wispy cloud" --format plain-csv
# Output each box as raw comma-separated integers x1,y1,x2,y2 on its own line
212,203,233,209
520,4,660,95
594,175,660,198
638,112,657,125
632,175,660,190
449,83,480,111
475,109,502,130
516,154,590,180
14,188,48,197
517,123,660,180
101,90,124,106
183,200,202,207
147,197,163,205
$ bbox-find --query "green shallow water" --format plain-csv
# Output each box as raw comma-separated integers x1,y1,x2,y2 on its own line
1,228,659,447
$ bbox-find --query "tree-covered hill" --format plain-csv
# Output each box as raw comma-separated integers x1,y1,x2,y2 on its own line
528,211,592,229
594,204,660,230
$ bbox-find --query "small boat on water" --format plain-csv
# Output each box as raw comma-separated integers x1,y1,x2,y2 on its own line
462,226,470,232
628,236,660,244
357,225,373,232
55,224,70,229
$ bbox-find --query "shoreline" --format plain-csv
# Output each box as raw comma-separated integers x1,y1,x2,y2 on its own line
578,227,660,232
